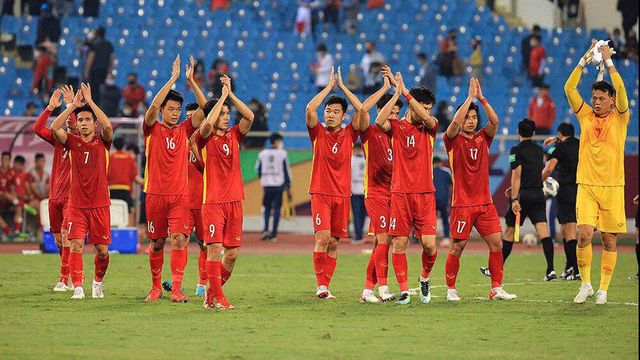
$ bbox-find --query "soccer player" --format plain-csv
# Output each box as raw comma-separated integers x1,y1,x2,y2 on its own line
33,86,75,291
355,67,398,303
142,55,204,303
50,83,113,300
443,78,516,301
196,75,254,310
542,123,580,280
188,133,207,297
565,42,629,304
375,72,439,305
0,152,14,235
306,66,361,300
495,118,555,281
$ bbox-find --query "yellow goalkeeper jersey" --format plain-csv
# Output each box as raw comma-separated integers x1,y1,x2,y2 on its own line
564,67,629,186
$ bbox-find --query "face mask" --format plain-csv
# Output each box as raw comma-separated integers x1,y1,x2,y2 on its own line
106,79,114,86
128,79,136,84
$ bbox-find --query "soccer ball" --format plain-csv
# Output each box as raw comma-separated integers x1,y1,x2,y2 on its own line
522,232,538,247
542,177,559,197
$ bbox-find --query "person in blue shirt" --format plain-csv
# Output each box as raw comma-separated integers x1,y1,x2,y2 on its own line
433,156,452,245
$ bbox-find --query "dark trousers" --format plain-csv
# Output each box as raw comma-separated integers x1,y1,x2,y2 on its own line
89,67,108,105
436,201,450,238
351,195,366,240
263,186,283,235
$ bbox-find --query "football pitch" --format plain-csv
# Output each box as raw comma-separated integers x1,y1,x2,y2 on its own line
0,251,637,359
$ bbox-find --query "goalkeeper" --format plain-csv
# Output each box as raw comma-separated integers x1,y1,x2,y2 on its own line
564,40,629,305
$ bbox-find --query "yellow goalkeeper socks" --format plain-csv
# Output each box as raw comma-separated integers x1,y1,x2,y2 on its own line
576,244,593,284
599,249,617,291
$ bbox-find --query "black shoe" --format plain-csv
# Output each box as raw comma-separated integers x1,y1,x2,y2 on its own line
260,231,270,241
418,277,431,304
479,267,491,277
544,271,557,282
560,267,574,280
266,233,278,242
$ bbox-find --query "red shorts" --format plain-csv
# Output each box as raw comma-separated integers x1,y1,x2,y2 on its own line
389,192,437,237
66,206,111,245
145,194,190,239
450,203,502,240
48,197,68,234
189,208,204,241
311,194,350,238
201,201,243,247
365,197,391,236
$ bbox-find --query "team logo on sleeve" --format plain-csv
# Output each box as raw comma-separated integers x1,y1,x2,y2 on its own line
508,154,516,163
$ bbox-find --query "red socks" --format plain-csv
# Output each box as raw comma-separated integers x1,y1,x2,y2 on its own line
488,251,504,288
324,256,337,287
2,226,10,234
421,250,438,279
374,243,389,286
60,246,70,282
206,260,223,299
392,253,409,292
198,250,208,286
69,252,83,287
313,251,327,286
220,264,232,286
14,222,21,232
170,249,187,293
364,250,377,290
149,251,164,289
94,254,110,282
445,253,460,289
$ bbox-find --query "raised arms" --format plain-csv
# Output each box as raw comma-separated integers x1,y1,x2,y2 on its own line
51,90,83,144
398,72,437,129
81,83,113,142
600,45,629,115
185,56,206,127
221,75,254,135
336,66,362,131
144,55,180,126
199,85,229,139
446,79,476,139
358,67,391,131
305,66,335,129
475,78,499,137
375,72,401,133
564,40,595,113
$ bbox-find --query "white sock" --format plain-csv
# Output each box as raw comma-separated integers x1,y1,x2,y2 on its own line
362,289,373,296
419,276,429,282
379,285,390,292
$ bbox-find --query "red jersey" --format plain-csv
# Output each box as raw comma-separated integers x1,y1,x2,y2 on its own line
443,128,494,207
196,125,245,204
12,171,30,199
0,168,14,193
360,125,392,199
308,123,359,197
388,118,438,193
66,134,111,208
143,119,196,196
33,108,71,200
188,148,204,209
107,151,138,192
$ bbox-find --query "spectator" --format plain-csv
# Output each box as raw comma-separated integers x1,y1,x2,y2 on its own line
51,0,74,17
416,52,436,93
35,3,61,46
209,58,233,98
617,0,639,39
119,103,138,118
108,138,142,227
437,29,460,77
84,26,114,105
360,41,385,94
367,0,384,8
608,28,626,59
239,99,269,148
294,1,312,35
469,37,483,84
343,0,359,34
350,142,366,244
0,152,15,235
323,0,341,32
527,84,556,135
99,74,121,117
122,72,146,115
23,102,38,117
29,153,49,202
310,43,334,93
432,156,452,246
210,0,230,10
11,155,35,233
521,24,541,73
559,0,584,28
77,30,95,83
31,44,56,95
528,35,546,87
346,64,362,93
255,133,292,242
624,29,638,60
83,0,100,17
435,101,451,132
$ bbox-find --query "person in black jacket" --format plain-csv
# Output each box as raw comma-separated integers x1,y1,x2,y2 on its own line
35,3,61,45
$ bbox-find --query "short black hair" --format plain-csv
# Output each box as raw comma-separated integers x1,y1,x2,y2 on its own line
161,89,184,108
125,143,139,155
316,44,327,52
185,102,199,112
26,102,37,109
96,26,106,38
591,81,615,97
539,83,550,89
14,155,25,164
128,72,137,77
532,24,541,32
377,93,404,110
432,156,441,164
35,153,45,160
113,137,125,150
557,122,575,137
1,151,10,158
409,87,435,105
73,104,96,119
325,95,348,113
202,98,232,117
270,132,283,144
416,52,426,60
518,118,536,138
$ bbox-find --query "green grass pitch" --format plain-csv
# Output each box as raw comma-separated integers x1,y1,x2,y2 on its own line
0,252,637,359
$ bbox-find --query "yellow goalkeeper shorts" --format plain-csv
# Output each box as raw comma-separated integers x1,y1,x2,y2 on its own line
576,184,627,233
